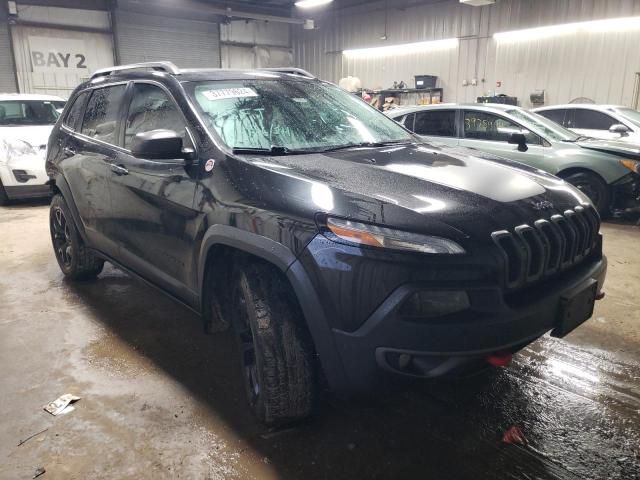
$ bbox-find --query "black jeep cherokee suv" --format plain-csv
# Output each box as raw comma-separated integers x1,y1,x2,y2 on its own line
46,62,607,425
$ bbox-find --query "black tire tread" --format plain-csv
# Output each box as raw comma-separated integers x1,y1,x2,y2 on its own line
0,179,9,206
562,171,610,215
50,193,104,280
237,263,314,425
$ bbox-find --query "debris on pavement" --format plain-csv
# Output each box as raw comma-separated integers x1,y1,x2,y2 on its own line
43,394,81,416
502,425,527,446
33,467,46,478
17,428,49,446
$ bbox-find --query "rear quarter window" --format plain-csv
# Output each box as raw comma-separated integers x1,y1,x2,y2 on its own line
81,85,127,145
63,92,88,130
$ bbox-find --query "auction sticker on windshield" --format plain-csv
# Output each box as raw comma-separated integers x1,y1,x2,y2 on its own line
202,88,258,101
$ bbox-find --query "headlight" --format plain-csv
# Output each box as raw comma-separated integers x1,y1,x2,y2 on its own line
325,217,466,254
3,138,37,158
620,159,640,174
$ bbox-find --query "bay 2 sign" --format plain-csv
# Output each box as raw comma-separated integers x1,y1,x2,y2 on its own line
29,37,88,72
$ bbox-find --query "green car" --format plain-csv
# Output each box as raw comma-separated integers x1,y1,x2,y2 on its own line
386,103,640,215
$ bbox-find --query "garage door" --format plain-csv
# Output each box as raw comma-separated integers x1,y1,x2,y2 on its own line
11,26,114,98
0,22,16,93
115,11,220,68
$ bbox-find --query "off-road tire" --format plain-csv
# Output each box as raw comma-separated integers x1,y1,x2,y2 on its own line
562,171,610,216
0,179,9,206
50,193,104,280
232,262,315,425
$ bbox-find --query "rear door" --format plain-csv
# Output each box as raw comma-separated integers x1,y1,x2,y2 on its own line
60,84,127,257
107,81,200,303
459,109,546,169
413,109,459,147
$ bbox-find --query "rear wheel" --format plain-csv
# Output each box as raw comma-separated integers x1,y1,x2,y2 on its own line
562,171,610,216
231,262,315,425
50,193,104,280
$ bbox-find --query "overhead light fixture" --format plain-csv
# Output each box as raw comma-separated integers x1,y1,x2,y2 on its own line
343,38,458,58
295,0,333,8
494,16,640,42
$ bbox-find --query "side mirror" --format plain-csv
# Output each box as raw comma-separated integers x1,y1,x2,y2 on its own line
609,124,630,136
131,129,185,161
508,132,528,152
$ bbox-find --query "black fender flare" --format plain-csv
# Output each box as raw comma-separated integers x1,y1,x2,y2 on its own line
49,174,89,244
197,226,350,394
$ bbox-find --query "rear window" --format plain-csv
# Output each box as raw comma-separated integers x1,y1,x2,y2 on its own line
63,92,88,130
81,85,127,145
0,99,65,126
414,110,456,137
537,109,566,126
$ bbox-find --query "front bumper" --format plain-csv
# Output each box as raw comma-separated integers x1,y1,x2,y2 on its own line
0,152,49,200
292,238,607,395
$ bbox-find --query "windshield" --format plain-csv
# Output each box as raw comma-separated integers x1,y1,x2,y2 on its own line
0,100,65,126
185,79,413,151
616,108,640,128
507,108,579,142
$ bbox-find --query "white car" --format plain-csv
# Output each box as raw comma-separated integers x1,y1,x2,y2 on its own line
0,94,65,205
533,104,640,143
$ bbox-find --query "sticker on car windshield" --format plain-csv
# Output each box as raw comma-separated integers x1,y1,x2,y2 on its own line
201,88,258,101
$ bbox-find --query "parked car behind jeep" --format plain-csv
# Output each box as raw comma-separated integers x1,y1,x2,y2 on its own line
387,103,640,215
47,63,607,425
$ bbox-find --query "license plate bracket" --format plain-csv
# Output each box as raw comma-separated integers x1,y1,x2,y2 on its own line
551,279,598,338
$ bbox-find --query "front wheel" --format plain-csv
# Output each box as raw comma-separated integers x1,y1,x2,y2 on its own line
50,194,104,280
0,179,9,206
562,171,610,216
231,262,315,426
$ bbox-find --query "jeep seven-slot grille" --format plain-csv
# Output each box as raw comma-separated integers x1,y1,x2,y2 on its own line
491,206,600,289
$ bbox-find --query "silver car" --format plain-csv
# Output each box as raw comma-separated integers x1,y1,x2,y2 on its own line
533,104,640,143
386,103,640,214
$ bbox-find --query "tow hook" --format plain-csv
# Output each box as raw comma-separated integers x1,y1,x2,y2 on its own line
487,352,513,367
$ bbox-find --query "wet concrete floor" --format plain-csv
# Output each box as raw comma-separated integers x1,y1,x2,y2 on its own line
1,202,639,479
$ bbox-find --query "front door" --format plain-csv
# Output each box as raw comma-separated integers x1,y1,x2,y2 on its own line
107,82,200,303
459,110,546,170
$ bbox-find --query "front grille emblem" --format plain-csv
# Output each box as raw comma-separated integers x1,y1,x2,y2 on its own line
531,200,554,211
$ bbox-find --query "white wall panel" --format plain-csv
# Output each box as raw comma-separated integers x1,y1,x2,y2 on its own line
0,22,17,93
293,0,640,107
221,19,292,69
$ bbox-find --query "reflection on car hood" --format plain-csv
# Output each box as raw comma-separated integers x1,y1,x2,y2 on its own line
577,138,640,160
236,142,589,237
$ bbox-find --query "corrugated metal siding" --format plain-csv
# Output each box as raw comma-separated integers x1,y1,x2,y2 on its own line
220,19,292,69
0,21,17,93
293,0,640,107
115,11,220,68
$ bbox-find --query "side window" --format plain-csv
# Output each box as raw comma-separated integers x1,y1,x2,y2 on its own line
537,109,566,126
571,109,617,130
62,92,88,130
124,83,192,150
81,85,126,145
463,111,541,145
414,110,456,137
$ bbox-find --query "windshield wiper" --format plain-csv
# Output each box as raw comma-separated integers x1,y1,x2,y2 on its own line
562,135,595,142
232,146,309,156
320,140,412,153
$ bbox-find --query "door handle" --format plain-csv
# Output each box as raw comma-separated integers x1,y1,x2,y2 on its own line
63,146,75,157
110,163,129,176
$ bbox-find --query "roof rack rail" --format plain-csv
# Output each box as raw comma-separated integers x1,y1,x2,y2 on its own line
90,61,180,80
259,67,315,79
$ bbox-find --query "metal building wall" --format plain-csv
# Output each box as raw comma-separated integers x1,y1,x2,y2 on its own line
293,0,640,107
115,11,220,68
0,3,17,93
220,19,292,69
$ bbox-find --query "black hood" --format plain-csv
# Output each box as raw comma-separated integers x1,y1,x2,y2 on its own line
232,143,591,242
